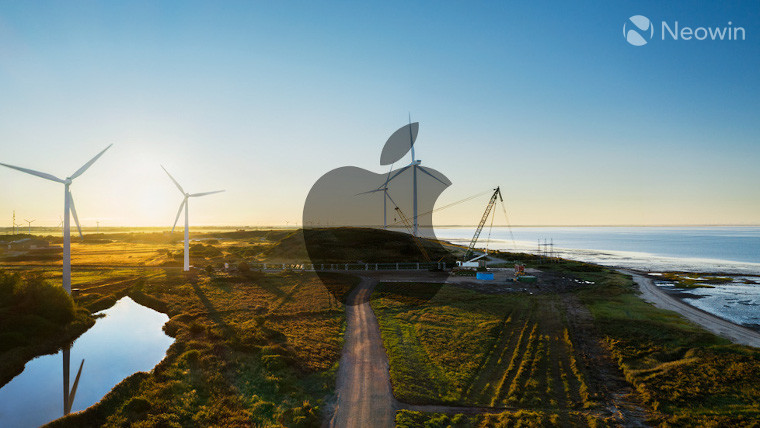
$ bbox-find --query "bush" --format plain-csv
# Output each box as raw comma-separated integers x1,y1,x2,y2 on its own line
0,270,75,325
278,401,321,428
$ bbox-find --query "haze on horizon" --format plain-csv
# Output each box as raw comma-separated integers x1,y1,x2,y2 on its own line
1,1,758,229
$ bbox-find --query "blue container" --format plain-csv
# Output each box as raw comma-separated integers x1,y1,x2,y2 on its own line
476,272,494,281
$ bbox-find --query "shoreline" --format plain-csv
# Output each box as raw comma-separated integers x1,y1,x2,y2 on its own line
623,269,760,348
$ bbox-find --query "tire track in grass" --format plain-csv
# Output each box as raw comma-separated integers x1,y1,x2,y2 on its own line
462,309,518,403
489,317,533,406
505,322,539,406
547,334,572,426
557,329,584,407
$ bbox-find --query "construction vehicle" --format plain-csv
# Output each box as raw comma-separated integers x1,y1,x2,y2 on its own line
458,186,503,267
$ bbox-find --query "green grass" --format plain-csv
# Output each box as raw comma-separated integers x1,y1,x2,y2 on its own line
371,283,595,412
660,272,733,288
561,263,760,426
395,409,613,428
43,270,357,427
375,260,760,426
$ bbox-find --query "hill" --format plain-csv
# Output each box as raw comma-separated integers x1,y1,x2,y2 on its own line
261,227,456,263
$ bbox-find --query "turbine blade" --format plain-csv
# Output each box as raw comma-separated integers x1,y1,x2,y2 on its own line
384,165,411,186
416,166,451,186
161,166,185,194
189,190,225,197
70,144,112,180
67,359,84,413
68,190,83,239
355,188,385,196
0,162,64,183
172,199,186,232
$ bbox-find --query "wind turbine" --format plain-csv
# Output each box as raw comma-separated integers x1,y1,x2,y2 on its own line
162,166,224,271
378,117,448,236
24,218,35,234
357,165,394,229
0,144,112,293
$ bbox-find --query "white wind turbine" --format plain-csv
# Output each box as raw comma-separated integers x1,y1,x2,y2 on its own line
0,145,112,293
162,166,224,271
357,165,394,229
379,118,447,236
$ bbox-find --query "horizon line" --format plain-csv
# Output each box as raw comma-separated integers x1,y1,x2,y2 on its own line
2,223,760,231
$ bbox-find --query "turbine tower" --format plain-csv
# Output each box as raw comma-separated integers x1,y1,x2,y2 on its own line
0,145,112,294
24,218,35,233
381,118,447,236
357,165,394,229
162,166,224,271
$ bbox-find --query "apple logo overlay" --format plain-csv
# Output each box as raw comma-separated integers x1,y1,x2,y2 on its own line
302,121,455,305
624,15,653,46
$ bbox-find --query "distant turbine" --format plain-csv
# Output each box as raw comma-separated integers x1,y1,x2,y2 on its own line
0,145,112,293
24,218,35,233
162,166,224,271
357,165,394,229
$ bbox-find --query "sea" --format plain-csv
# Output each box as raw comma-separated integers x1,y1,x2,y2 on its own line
432,226,760,330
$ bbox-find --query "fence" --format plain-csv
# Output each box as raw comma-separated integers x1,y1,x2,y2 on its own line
246,262,448,271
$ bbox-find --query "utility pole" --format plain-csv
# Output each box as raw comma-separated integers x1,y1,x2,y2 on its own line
550,238,554,262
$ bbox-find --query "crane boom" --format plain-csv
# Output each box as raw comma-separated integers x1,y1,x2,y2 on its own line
463,187,502,261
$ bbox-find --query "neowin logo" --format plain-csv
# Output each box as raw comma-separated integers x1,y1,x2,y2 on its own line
624,15,653,46
624,15,746,46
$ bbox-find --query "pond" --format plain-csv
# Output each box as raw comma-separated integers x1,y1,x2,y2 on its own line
0,297,174,427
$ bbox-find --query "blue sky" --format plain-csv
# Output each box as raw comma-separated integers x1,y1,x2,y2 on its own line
0,1,758,227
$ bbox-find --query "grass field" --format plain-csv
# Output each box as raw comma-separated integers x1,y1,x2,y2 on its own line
0,261,360,427
371,282,612,426
39,269,359,427
570,267,760,426
373,259,760,427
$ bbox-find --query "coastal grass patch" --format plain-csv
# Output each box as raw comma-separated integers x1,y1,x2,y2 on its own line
371,283,596,411
568,265,760,425
660,272,732,288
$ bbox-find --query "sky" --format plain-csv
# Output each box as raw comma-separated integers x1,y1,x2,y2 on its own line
0,1,758,228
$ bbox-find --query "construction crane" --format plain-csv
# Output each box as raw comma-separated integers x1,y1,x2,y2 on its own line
462,186,503,262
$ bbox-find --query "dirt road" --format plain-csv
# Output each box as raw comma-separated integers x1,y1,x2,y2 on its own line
626,270,760,348
329,277,396,428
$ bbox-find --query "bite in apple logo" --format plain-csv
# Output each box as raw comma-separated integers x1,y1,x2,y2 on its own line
302,121,455,304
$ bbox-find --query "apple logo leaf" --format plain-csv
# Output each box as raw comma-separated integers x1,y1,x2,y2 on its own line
380,122,418,165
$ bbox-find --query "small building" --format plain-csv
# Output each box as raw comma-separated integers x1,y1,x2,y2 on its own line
7,238,51,250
